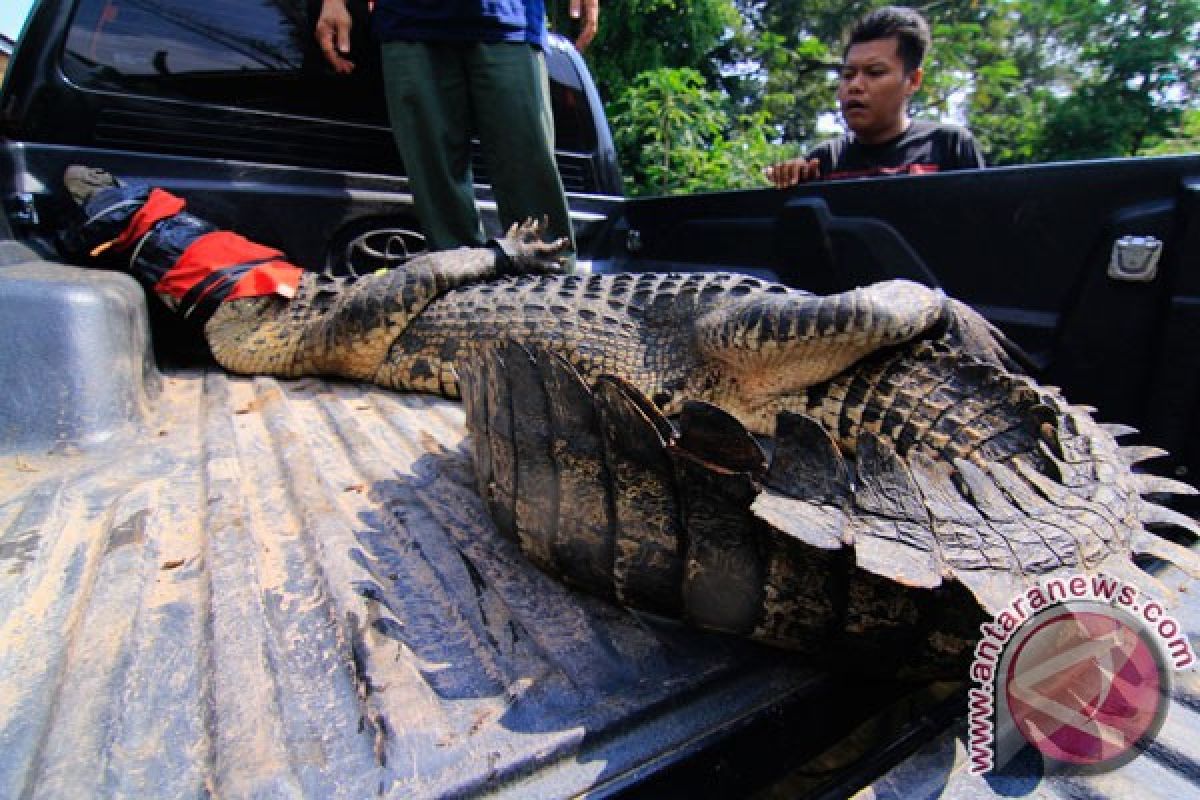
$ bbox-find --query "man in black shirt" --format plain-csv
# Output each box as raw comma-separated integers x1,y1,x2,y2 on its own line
766,6,985,186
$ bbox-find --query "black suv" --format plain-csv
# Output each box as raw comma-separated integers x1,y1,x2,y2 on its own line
2,0,622,274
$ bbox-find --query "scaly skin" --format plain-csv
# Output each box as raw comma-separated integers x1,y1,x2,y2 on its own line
207,264,948,436
458,337,1200,678
63,167,1200,677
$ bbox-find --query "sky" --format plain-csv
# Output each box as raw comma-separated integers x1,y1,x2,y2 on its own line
2,0,34,41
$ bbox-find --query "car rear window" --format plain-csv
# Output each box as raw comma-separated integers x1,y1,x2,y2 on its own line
62,0,595,152
63,0,390,126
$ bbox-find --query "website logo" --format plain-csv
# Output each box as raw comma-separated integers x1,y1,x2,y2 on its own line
967,574,1195,775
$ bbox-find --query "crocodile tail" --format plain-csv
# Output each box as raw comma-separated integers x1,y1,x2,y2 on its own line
792,337,1199,611
937,297,1037,373
461,342,685,612
460,341,989,678
461,339,1199,679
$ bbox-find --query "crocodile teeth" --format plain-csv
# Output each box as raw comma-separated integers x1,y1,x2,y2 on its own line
1119,445,1169,466
1100,422,1140,438
1138,502,1200,537
1131,531,1200,578
1134,474,1198,498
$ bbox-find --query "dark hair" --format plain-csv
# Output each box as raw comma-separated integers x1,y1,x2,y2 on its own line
845,6,931,73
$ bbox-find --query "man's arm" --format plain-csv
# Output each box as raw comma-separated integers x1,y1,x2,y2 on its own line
765,141,835,188
316,0,356,74
571,0,600,51
765,157,822,188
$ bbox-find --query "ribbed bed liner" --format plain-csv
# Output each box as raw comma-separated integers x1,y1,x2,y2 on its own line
0,369,818,799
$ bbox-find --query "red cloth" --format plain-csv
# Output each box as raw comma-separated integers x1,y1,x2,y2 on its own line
153,231,302,301
826,163,941,180
96,188,187,254
98,187,303,302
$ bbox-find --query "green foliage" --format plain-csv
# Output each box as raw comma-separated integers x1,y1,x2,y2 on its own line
547,0,740,102
570,0,1200,195
1030,0,1200,158
1038,84,1179,159
1143,109,1200,155
610,67,794,196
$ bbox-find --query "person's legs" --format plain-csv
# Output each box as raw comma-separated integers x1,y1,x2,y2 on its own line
467,43,576,255
381,42,486,250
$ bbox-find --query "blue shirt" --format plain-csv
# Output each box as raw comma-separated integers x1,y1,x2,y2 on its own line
372,0,547,49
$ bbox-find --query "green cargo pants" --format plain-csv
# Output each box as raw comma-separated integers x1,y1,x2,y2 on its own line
381,41,576,255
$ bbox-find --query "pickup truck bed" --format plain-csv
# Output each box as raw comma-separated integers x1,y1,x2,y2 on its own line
0,263,810,798
2,253,1199,799
1,258,910,798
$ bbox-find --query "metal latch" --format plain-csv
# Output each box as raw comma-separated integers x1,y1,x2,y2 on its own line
5,192,39,228
1108,235,1163,282
626,229,643,253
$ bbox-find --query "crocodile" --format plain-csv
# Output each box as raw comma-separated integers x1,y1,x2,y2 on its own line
63,167,974,436
63,166,1200,676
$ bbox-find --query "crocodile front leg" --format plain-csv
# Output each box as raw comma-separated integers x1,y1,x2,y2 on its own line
684,279,947,433
205,220,568,382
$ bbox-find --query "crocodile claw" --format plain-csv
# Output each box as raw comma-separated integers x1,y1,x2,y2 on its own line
492,217,571,275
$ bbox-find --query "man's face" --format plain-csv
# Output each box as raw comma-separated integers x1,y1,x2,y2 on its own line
837,37,922,143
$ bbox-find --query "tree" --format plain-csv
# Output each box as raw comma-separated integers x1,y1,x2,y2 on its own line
556,0,1200,195
1033,0,1200,159
547,0,740,103
610,67,791,195
1143,109,1200,155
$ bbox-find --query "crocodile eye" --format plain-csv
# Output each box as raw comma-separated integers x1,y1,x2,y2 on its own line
653,391,672,407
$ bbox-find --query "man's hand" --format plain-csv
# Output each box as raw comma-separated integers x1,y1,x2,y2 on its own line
764,157,822,188
316,0,355,74
570,0,599,52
